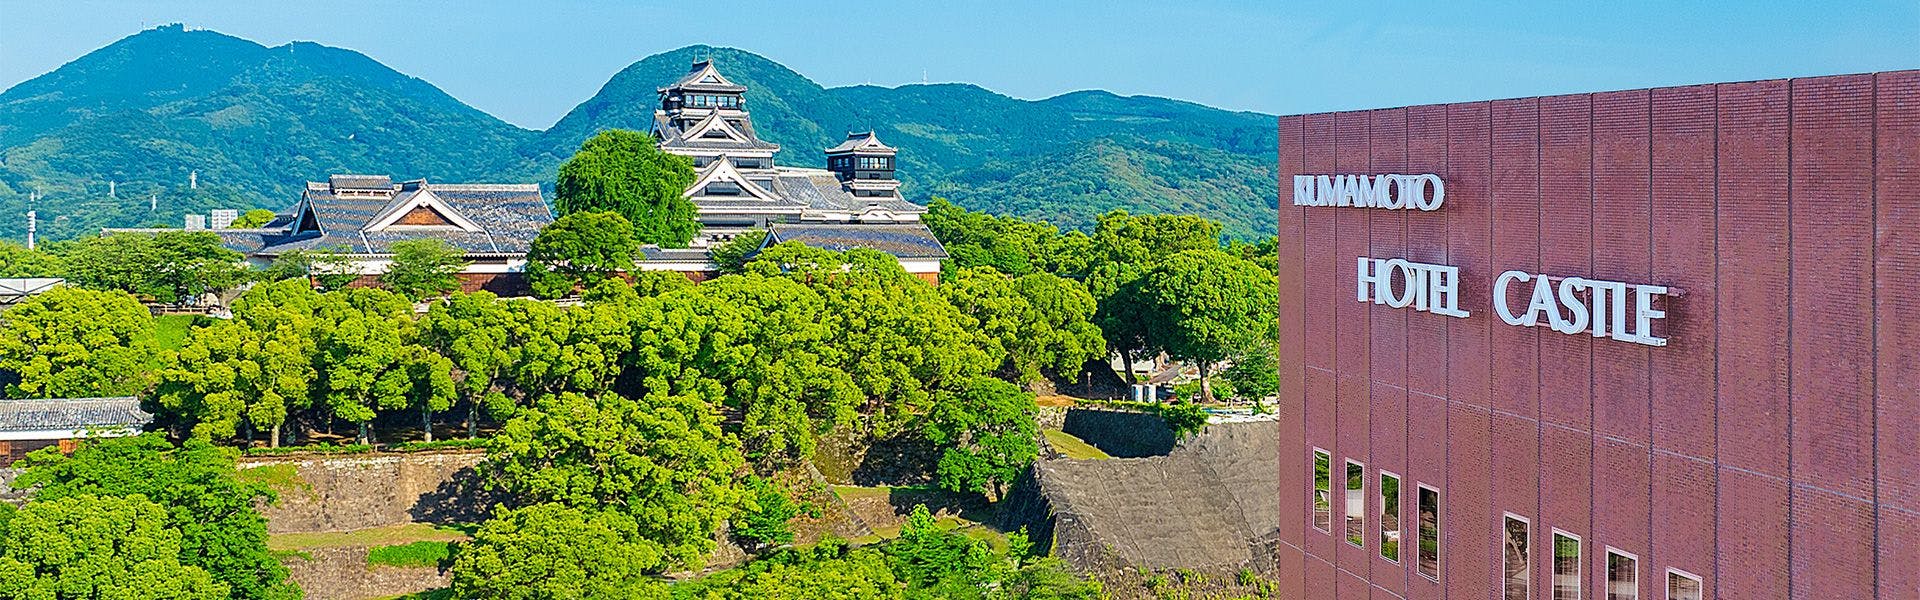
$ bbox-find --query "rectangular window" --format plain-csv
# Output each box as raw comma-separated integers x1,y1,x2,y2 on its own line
1665,569,1701,600
1503,514,1531,600
1417,484,1440,580
1606,548,1638,600
1379,471,1401,562
1345,460,1366,547
1311,449,1332,533
1552,530,1581,600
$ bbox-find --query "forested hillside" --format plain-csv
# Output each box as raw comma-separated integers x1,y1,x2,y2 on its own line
0,28,1278,241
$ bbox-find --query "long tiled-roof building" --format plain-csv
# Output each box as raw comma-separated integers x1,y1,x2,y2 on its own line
116,175,555,295
651,59,945,281
0,396,151,465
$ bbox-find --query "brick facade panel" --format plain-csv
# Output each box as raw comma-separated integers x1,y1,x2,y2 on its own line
1279,70,1916,597
1715,80,1793,479
1648,84,1719,460
1877,71,1920,515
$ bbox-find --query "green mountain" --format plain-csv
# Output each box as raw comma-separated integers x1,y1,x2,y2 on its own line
0,25,536,240
1,29,1278,242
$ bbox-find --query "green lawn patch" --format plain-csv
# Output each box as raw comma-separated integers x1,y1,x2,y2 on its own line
1043,429,1111,460
236,463,311,496
153,314,200,351
380,590,453,600
367,540,454,568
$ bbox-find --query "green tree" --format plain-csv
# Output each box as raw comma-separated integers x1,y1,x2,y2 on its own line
258,246,360,290
50,231,246,303
486,391,744,570
0,494,228,600
1222,340,1278,405
48,232,158,298
315,288,453,443
153,317,316,445
627,275,857,467
730,476,800,552
525,211,639,299
1089,210,1223,268
1084,262,1150,382
554,129,699,247
941,268,1104,386
449,503,669,600
677,539,902,600
924,378,1039,499
749,247,994,435
1137,249,1277,401
709,230,768,274
886,504,999,593
504,282,635,399
422,292,521,437
229,208,278,228
380,238,467,300
149,231,249,304
0,240,63,277
0,286,157,398
14,434,298,600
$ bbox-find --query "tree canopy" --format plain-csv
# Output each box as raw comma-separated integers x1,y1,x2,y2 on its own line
0,240,63,277
50,231,247,303
0,286,158,398
485,390,744,570
0,494,228,600
380,238,468,300
14,434,297,600
925,378,1040,498
525,210,639,299
449,503,669,600
1135,249,1277,400
553,129,699,248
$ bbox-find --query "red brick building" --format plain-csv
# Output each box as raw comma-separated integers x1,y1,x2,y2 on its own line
1274,71,1918,599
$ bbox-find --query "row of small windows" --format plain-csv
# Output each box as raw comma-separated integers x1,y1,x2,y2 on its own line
1503,513,1703,600
831,156,893,170
1311,449,1705,600
1312,449,1439,580
684,94,741,108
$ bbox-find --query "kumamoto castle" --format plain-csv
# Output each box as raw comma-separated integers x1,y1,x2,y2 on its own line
106,59,948,292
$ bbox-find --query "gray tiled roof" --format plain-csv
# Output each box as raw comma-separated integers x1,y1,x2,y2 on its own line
251,180,551,256
664,60,749,93
768,170,925,214
762,223,949,259
825,131,898,154
0,397,151,433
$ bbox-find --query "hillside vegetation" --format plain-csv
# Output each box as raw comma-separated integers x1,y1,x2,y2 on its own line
0,27,1277,241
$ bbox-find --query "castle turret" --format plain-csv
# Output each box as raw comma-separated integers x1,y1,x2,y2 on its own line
825,131,900,198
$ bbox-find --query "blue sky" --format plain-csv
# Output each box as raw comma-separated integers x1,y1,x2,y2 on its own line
3,1,1915,129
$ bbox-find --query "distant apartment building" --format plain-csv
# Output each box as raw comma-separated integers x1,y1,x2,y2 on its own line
1273,70,1918,599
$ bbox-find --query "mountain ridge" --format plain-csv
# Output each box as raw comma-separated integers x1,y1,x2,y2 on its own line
0,27,1278,241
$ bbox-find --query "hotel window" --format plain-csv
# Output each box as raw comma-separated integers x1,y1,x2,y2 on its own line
1345,460,1365,547
1552,530,1581,600
1665,570,1701,600
1417,484,1440,580
1503,514,1531,600
1311,449,1332,533
1606,548,1638,600
1379,471,1401,562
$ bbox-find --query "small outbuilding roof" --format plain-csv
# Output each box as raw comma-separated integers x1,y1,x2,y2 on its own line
0,397,151,434
761,223,949,259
